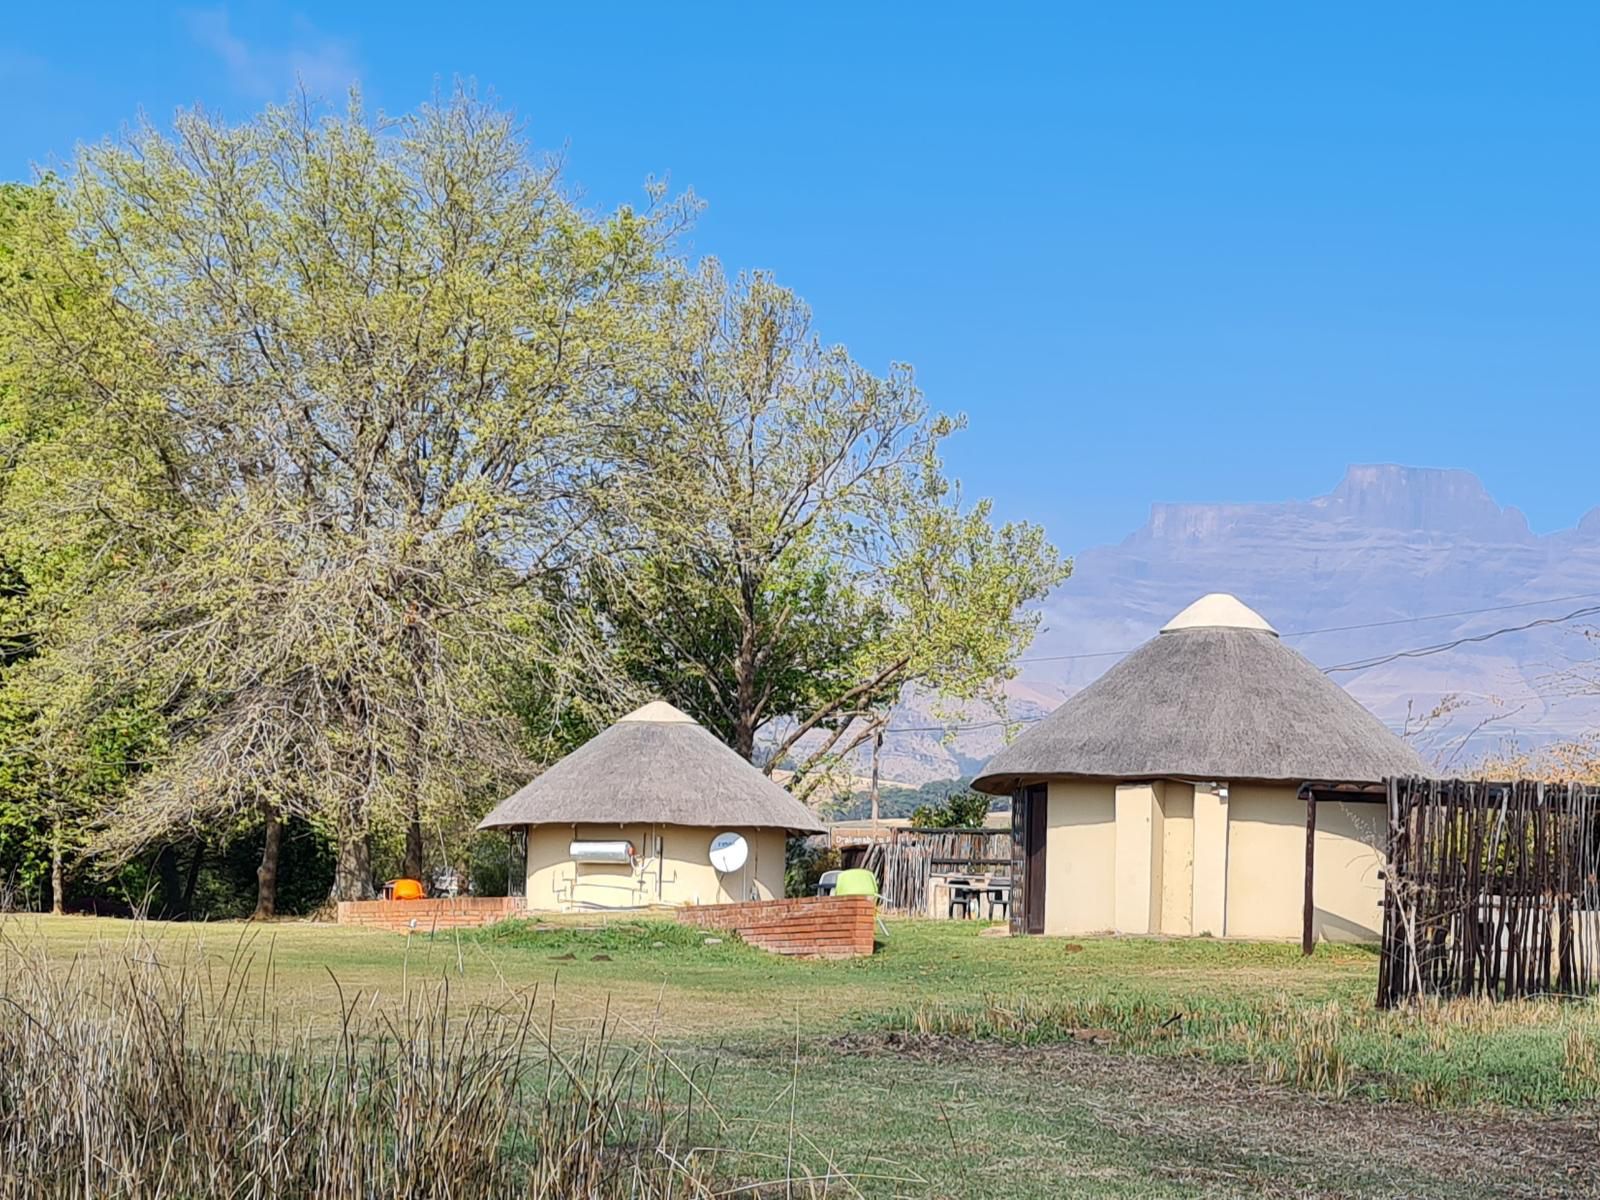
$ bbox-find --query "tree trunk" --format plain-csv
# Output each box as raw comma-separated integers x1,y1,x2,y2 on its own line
732,713,756,762
254,808,282,920
154,844,182,919
402,802,424,882
332,805,375,901
180,843,203,918
49,819,64,916
732,608,759,761
401,623,428,882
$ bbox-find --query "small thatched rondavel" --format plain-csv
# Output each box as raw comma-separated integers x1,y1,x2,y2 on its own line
480,701,823,911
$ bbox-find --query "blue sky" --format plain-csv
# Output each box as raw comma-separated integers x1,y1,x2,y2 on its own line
3,4,1597,552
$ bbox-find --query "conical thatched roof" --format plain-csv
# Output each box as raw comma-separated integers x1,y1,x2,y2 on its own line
973,594,1428,795
478,701,825,833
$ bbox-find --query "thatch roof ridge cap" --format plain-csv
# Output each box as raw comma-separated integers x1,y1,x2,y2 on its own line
1160,592,1278,636
617,699,697,724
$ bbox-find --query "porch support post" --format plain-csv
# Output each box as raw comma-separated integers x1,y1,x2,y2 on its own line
1301,784,1317,956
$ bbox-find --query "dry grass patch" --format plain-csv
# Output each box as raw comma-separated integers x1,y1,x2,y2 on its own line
0,929,878,1199
885,988,1600,1107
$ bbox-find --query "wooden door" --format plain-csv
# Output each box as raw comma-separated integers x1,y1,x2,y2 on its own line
507,829,528,901
1010,785,1049,935
1025,785,1048,934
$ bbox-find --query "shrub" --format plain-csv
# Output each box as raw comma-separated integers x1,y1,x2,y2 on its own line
909,790,992,829
785,839,841,897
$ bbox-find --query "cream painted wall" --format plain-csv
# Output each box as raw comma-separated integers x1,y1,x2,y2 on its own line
1222,784,1303,939
1222,787,1387,942
1120,784,1158,934
1160,783,1195,935
1035,778,1386,944
1311,801,1386,942
523,824,787,912
1044,781,1116,935
1114,783,1165,934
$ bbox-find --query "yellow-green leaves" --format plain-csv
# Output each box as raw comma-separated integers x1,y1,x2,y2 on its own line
594,264,1069,793
0,93,684,894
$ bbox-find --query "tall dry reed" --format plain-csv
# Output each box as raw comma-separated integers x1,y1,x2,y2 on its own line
0,929,757,1199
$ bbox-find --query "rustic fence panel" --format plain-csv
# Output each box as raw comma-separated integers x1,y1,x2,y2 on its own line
1379,778,1600,1006
846,828,1013,916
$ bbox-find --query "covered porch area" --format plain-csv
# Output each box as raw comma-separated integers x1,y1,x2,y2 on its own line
1006,779,1388,945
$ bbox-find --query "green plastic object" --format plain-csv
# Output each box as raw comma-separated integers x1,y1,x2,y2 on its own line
832,868,879,898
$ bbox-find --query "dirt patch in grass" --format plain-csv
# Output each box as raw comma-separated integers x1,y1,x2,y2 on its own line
829,1033,1600,1199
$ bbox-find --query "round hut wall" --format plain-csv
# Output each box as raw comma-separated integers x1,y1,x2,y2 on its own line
521,823,787,910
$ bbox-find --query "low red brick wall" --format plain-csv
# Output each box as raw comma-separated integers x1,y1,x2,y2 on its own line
675,895,875,959
336,896,519,932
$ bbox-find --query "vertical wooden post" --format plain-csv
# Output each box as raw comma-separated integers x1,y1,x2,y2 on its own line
1301,786,1317,956
869,728,882,826
1010,788,1026,937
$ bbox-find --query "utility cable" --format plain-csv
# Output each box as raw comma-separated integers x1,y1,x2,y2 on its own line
878,597,1600,736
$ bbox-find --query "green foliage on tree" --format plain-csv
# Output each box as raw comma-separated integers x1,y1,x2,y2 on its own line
0,180,183,910
909,789,995,830
596,267,1070,796
0,93,688,904
0,92,1067,916
827,776,975,822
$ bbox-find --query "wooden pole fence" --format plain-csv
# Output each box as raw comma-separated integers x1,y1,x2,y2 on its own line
1379,777,1600,1006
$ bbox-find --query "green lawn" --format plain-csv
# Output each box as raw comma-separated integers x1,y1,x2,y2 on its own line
6,913,1598,1198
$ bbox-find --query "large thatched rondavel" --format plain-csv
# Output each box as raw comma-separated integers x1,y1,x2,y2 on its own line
479,701,823,911
973,594,1428,942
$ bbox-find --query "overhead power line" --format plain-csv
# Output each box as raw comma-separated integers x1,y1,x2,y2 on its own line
880,716,1044,735
1278,591,1600,637
1320,603,1600,674
1015,590,1600,666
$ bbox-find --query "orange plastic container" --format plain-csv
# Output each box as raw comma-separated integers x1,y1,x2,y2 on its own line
390,878,425,901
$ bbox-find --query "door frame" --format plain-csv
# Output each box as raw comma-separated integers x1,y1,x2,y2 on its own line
507,828,528,902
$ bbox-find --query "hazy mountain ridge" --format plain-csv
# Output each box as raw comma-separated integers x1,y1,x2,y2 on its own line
874,465,1600,785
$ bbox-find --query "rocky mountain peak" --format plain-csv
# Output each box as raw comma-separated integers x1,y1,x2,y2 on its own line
1318,464,1531,539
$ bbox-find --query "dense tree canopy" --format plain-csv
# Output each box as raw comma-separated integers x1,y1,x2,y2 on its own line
0,93,1067,914
597,267,1068,796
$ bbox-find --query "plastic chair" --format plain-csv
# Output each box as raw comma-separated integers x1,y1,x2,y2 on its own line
389,878,425,902
987,884,1010,921
831,868,890,940
832,869,878,898
816,869,841,897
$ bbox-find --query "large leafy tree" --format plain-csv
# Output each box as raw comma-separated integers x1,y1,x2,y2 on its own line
0,181,181,911
1,93,682,902
599,266,1069,797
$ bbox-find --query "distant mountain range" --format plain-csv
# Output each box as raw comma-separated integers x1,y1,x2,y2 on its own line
870,465,1600,786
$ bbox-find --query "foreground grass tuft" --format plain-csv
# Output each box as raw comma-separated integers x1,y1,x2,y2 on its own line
0,928,851,1199
9,917,1598,1198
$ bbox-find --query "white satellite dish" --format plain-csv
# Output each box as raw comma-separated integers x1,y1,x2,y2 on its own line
708,832,748,873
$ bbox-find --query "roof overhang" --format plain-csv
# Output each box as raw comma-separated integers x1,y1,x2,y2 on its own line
973,771,1393,798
